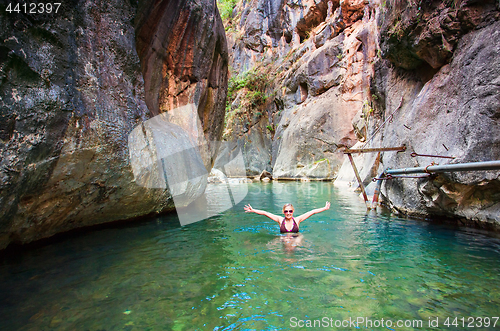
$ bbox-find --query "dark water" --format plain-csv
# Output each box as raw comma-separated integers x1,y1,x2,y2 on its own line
1,182,500,330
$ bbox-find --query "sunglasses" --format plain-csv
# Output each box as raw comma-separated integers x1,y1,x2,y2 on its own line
284,210,293,213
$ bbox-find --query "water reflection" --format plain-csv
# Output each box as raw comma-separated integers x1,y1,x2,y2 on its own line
1,182,500,330
267,233,305,255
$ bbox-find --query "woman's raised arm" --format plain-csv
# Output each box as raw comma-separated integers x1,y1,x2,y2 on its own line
295,202,330,224
244,204,282,223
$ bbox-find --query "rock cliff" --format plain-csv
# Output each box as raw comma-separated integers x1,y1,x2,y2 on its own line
221,0,500,227
223,0,380,179
0,0,227,249
355,0,500,227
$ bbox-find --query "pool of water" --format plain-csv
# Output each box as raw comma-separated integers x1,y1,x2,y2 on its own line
1,182,500,330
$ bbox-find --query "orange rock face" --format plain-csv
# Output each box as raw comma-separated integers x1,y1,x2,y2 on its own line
135,0,228,151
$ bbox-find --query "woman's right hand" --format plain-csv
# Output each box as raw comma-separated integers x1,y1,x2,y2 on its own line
244,204,254,213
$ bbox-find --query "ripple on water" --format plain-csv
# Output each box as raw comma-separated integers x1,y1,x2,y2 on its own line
0,182,500,330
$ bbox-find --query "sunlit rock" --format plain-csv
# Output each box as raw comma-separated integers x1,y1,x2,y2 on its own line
128,112,208,207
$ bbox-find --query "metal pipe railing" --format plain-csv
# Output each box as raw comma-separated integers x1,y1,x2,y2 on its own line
371,160,500,209
385,160,500,175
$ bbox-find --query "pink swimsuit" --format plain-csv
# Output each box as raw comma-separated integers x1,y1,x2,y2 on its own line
280,218,299,233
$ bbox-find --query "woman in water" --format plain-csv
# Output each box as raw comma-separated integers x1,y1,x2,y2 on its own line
244,202,330,233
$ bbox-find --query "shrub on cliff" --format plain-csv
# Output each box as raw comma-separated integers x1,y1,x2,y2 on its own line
217,0,237,22
227,69,271,111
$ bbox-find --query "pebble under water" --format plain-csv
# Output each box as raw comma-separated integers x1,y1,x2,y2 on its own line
1,182,499,330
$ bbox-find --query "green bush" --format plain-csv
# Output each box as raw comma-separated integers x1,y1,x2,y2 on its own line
217,0,237,21
223,68,274,138
227,69,271,109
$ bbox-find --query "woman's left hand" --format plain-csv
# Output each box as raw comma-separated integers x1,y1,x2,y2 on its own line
324,202,330,210
244,204,254,213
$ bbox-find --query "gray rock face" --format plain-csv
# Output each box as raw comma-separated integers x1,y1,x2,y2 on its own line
270,3,379,179
215,115,273,176
379,0,499,70
0,0,227,248
283,36,344,97
128,111,208,207
379,20,500,225
339,17,500,227
223,0,376,178
135,0,228,169
231,0,333,73
272,86,356,179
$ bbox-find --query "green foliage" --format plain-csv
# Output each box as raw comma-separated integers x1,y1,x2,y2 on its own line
389,19,403,36
227,69,271,109
217,0,237,22
248,91,266,106
223,68,274,139
314,158,329,164
363,100,374,117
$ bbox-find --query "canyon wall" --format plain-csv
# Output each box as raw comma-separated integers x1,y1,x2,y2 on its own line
0,0,227,249
223,0,380,178
223,0,500,227
356,0,500,227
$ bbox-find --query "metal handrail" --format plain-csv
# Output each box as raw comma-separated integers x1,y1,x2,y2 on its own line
371,160,500,209
385,160,500,175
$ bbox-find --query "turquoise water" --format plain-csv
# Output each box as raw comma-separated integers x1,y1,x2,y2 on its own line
1,182,500,330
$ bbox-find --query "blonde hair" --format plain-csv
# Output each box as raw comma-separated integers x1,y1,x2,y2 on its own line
282,203,294,212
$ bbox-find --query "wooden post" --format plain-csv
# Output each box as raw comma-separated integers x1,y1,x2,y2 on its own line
347,153,369,204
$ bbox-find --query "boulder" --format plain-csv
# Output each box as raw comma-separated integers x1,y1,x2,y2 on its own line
208,168,227,183
272,87,357,179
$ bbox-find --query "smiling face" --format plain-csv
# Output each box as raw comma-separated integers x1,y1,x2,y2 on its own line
282,203,294,220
